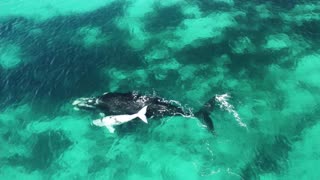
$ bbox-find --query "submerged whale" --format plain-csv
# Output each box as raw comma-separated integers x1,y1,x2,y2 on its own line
72,92,216,131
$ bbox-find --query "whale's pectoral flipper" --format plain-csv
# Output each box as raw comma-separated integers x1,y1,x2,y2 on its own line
106,125,115,133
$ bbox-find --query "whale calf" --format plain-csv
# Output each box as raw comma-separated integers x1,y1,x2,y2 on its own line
73,92,216,131
92,106,148,133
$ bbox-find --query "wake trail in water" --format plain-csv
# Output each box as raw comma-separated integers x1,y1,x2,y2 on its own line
215,94,247,128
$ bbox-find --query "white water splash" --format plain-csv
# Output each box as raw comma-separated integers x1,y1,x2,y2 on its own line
215,94,247,128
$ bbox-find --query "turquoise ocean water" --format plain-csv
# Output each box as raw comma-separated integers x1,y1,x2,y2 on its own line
0,0,319,179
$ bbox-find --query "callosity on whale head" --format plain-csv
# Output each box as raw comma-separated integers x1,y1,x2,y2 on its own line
72,97,98,111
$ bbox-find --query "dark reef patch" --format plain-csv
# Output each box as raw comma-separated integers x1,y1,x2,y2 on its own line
241,135,292,179
174,40,229,64
195,0,234,14
0,1,144,112
6,130,72,171
144,4,185,33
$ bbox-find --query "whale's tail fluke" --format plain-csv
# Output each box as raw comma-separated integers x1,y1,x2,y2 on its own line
195,97,216,131
137,106,148,124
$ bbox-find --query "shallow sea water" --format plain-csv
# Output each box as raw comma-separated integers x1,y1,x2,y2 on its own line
0,0,320,179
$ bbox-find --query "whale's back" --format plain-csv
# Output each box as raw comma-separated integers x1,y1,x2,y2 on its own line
96,92,185,118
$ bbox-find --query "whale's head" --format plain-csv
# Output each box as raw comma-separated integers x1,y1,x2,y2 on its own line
72,97,98,111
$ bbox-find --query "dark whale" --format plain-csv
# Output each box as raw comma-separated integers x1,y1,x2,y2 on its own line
72,92,216,131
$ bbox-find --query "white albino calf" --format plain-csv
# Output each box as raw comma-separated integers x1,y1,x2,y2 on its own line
92,106,148,133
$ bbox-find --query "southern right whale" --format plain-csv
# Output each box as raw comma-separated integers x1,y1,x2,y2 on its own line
72,92,216,131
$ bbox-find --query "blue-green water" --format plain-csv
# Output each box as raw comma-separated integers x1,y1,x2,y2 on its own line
0,0,319,179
